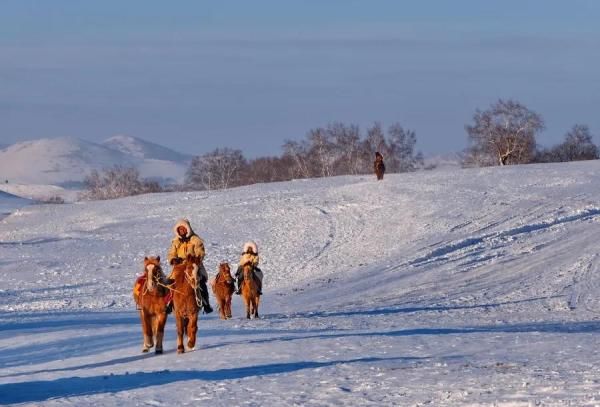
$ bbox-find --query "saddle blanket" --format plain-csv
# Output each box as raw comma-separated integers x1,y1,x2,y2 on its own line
133,276,172,305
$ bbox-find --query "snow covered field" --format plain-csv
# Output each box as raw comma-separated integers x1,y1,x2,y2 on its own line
1,161,600,406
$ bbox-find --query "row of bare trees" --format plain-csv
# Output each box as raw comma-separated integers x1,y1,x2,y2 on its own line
81,167,161,200
82,105,598,200
464,99,598,167
185,122,423,191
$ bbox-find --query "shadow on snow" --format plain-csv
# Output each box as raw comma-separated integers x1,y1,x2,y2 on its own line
0,356,426,404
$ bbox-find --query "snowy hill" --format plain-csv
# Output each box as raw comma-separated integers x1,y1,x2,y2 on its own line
0,136,189,188
1,161,600,405
102,135,191,162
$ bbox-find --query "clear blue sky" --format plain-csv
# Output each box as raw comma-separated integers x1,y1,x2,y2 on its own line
1,1,599,157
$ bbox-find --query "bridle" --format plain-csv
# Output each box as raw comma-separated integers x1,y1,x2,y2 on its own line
143,264,164,295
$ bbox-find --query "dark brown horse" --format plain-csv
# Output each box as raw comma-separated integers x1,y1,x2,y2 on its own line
133,256,169,354
212,262,235,320
240,262,261,319
374,151,385,181
170,254,201,353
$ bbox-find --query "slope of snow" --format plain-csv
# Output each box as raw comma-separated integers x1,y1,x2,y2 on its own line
1,161,600,405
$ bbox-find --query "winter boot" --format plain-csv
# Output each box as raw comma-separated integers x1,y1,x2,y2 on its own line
235,274,243,295
197,279,213,314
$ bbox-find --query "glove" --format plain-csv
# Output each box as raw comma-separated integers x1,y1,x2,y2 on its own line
170,257,183,265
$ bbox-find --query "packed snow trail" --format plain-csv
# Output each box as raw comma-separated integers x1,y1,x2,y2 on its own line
1,161,600,405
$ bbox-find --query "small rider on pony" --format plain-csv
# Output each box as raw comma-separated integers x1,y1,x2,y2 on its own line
166,218,213,314
235,241,263,295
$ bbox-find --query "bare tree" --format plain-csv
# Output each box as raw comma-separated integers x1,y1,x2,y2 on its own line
244,156,294,184
465,99,544,166
328,123,365,175
81,166,161,200
186,148,246,190
536,124,599,163
282,139,311,179
307,127,336,178
387,123,421,172
556,124,599,161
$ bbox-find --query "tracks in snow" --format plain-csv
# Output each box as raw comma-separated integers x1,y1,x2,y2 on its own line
409,207,600,269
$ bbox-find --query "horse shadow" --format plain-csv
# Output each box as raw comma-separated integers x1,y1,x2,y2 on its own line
0,355,430,404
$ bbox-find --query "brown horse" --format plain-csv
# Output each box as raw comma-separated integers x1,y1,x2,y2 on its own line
170,254,201,353
241,262,261,319
212,262,235,320
133,256,169,354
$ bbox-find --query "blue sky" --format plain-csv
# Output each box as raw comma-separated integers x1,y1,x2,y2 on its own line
1,1,599,157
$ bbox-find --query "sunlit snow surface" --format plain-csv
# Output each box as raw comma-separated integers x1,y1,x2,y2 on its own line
1,162,600,406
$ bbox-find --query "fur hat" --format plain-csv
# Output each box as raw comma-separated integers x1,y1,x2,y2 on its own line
243,241,258,254
173,218,193,238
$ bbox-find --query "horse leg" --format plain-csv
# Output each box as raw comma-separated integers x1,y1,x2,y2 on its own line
226,295,232,319
139,310,149,352
244,296,251,319
142,310,154,351
155,312,167,354
187,314,198,350
218,296,226,320
254,295,260,319
175,315,185,354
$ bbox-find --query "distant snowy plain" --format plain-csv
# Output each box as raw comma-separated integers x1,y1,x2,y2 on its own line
1,161,600,406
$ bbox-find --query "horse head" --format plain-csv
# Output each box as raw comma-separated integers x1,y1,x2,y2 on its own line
218,262,233,283
143,256,162,292
242,261,255,279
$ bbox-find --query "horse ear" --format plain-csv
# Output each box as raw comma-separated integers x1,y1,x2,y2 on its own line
144,256,148,261
156,256,160,262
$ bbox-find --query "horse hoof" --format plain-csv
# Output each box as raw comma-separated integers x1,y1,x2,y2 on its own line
142,348,150,353
177,346,185,354
155,349,163,355
188,347,195,351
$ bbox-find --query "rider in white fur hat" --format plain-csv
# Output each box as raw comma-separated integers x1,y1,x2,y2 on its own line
235,240,263,295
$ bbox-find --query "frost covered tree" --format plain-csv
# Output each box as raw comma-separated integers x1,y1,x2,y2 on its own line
386,123,422,172
465,99,544,166
186,148,246,190
554,125,599,162
282,139,311,179
81,166,160,200
536,125,599,163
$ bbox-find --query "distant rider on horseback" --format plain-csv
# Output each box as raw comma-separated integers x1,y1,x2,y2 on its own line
166,219,213,314
235,241,263,295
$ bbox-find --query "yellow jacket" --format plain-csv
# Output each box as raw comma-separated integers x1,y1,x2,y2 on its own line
239,241,259,267
167,219,205,263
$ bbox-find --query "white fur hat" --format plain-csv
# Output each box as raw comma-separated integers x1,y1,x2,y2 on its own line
243,241,258,254
173,218,193,238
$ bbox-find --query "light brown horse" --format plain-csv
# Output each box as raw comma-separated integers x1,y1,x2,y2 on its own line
212,262,235,320
170,254,201,353
241,261,261,319
133,256,169,354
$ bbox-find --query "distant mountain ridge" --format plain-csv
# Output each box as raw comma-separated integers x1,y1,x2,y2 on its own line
102,135,192,162
0,136,190,187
